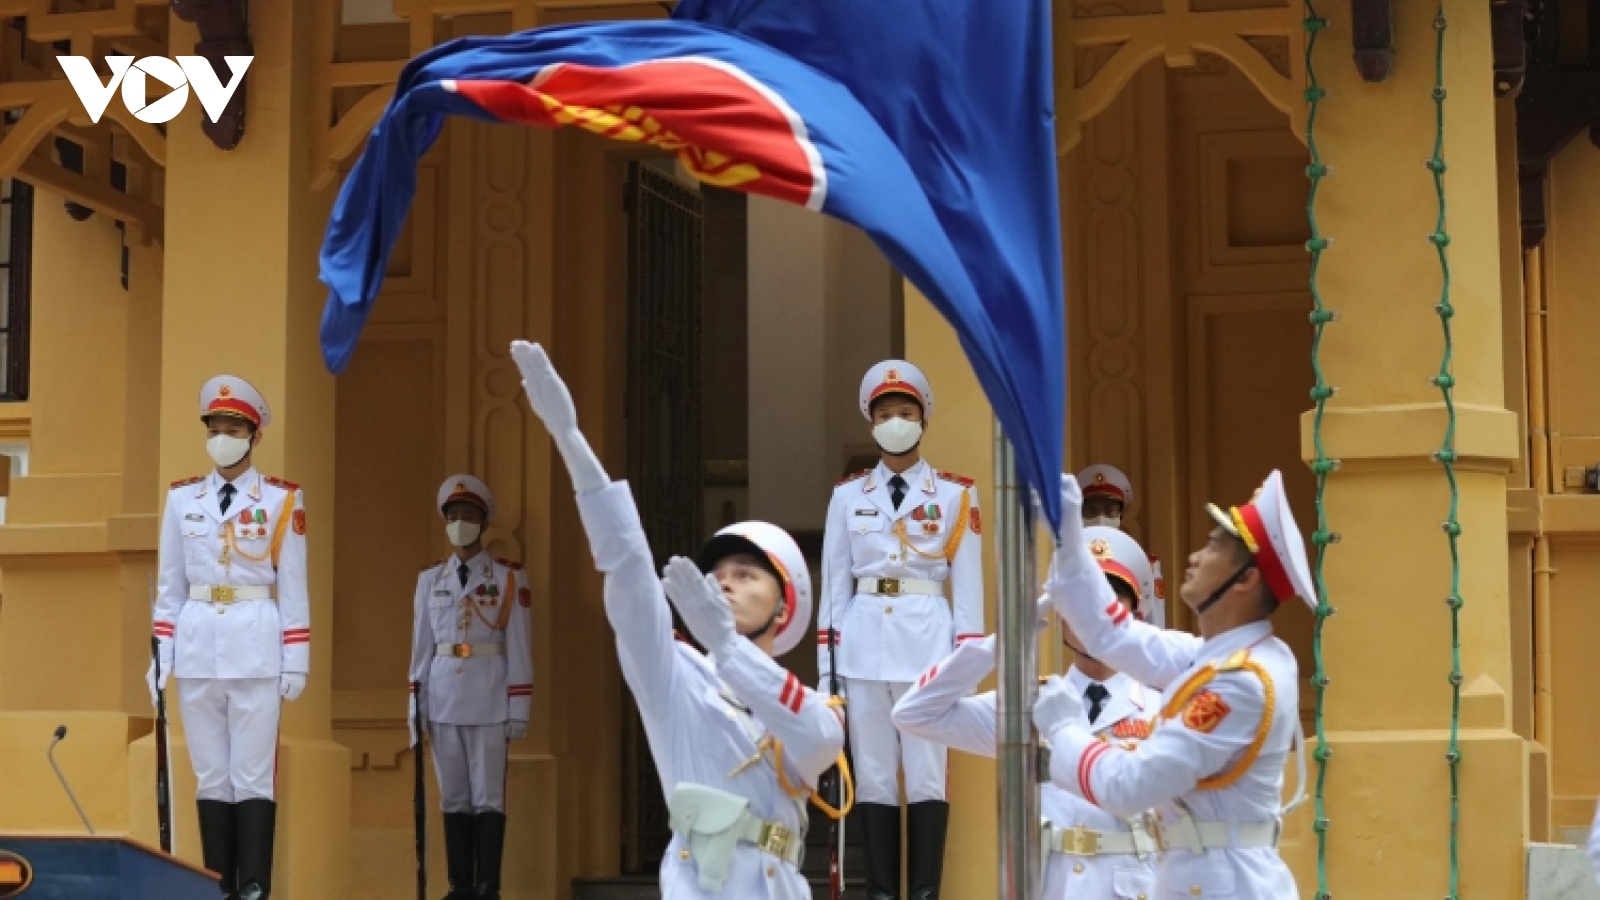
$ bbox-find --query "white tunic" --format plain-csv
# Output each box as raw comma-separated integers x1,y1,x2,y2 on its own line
579,481,844,899
153,468,310,679
1048,564,1300,900
893,636,1160,900
818,459,984,683
410,552,533,725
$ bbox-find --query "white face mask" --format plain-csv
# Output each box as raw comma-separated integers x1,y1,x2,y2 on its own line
872,417,923,455
445,520,482,548
206,434,252,469
1085,515,1122,529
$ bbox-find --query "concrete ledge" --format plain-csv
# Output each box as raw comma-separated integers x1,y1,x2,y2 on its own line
1299,402,1519,471
1528,843,1600,900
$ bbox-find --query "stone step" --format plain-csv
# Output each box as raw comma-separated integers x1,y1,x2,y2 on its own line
571,875,867,900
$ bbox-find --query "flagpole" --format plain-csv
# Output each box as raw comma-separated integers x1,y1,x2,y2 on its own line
994,421,1040,900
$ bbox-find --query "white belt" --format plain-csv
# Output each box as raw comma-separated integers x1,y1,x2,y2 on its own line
189,585,272,603
856,576,943,597
1046,823,1156,857
1151,816,1279,853
435,642,504,659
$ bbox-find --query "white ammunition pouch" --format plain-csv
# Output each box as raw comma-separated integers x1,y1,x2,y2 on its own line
668,783,803,893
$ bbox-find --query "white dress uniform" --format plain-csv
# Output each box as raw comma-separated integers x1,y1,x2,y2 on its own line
410,474,531,899
893,634,1161,900
151,375,308,900
1078,464,1166,629
1043,474,1312,900
577,480,843,899
1588,800,1600,881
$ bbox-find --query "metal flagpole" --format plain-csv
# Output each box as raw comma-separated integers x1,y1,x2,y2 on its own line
994,420,1040,900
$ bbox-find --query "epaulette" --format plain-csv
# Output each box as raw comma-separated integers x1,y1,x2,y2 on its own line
937,471,975,488
836,470,869,487
170,476,203,489
1217,649,1252,672
264,476,300,492
496,557,523,571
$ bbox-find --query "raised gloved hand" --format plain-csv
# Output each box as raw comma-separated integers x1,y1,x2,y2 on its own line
1052,474,1097,579
280,673,306,702
506,720,528,740
1034,594,1054,638
661,556,736,658
512,340,609,494
144,660,170,708
1033,674,1084,739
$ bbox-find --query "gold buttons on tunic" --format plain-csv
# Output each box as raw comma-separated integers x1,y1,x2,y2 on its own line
1137,894,1147,900
766,866,776,878
885,606,893,614
679,849,691,861
1190,887,1201,896
1072,863,1084,874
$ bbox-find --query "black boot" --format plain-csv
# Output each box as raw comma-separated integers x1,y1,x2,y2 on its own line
442,812,476,899
197,800,238,899
861,802,901,900
235,798,276,900
906,801,949,900
473,812,506,899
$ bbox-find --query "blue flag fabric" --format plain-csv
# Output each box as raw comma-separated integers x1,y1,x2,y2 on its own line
675,0,1066,530
319,7,1064,529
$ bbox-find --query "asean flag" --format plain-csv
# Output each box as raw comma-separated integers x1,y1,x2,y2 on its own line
319,21,981,382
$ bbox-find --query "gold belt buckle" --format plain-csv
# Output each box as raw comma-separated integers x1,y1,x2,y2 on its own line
876,578,901,597
210,586,237,604
452,643,473,659
757,821,792,859
1060,825,1099,857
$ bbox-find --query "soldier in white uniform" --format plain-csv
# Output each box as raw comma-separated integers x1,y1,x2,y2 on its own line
1037,471,1311,900
1078,464,1167,628
512,340,848,899
147,375,310,900
409,474,532,899
817,360,982,900
893,530,1164,900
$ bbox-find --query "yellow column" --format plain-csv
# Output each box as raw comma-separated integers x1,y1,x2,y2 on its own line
906,286,1001,897
126,3,350,894
0,198,152,836
1289,2,1523,896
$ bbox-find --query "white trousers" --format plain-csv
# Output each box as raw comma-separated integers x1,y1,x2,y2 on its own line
843,677,947,804
429,722,508,814
178,677,281,803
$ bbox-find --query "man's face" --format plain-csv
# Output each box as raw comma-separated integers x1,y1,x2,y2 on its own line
1082,495,1124,522
1180,526,1252,610
710,552,787,636
205,416,255,441
870,395,924,426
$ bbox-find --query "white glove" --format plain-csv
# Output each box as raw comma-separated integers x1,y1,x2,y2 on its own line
661,557,736,657
144,661,170,708
511,341,609,494
1052,474,1097,579
1033,674,1084,738
506,720,528,740
408,692,425,747
1034,594,1054,638
279,673,307,702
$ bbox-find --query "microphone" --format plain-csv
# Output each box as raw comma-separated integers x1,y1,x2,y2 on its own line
48,726,95,834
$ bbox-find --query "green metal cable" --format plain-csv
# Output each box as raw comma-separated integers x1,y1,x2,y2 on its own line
1301,5,1335,899
1425,7,1463,899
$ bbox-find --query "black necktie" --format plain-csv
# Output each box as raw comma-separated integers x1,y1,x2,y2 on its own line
218,483,236,515
458,562,471,588
889,475,907,510
1085,683,1110,724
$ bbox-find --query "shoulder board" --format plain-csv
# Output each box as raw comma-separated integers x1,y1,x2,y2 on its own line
937,471,975,488
170,476,203,489
836,470,869,487
1217,649,1252,672
495,557,523,571
263,476,300,492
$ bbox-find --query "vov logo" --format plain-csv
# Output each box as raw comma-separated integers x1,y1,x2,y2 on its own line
57,56,252,125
